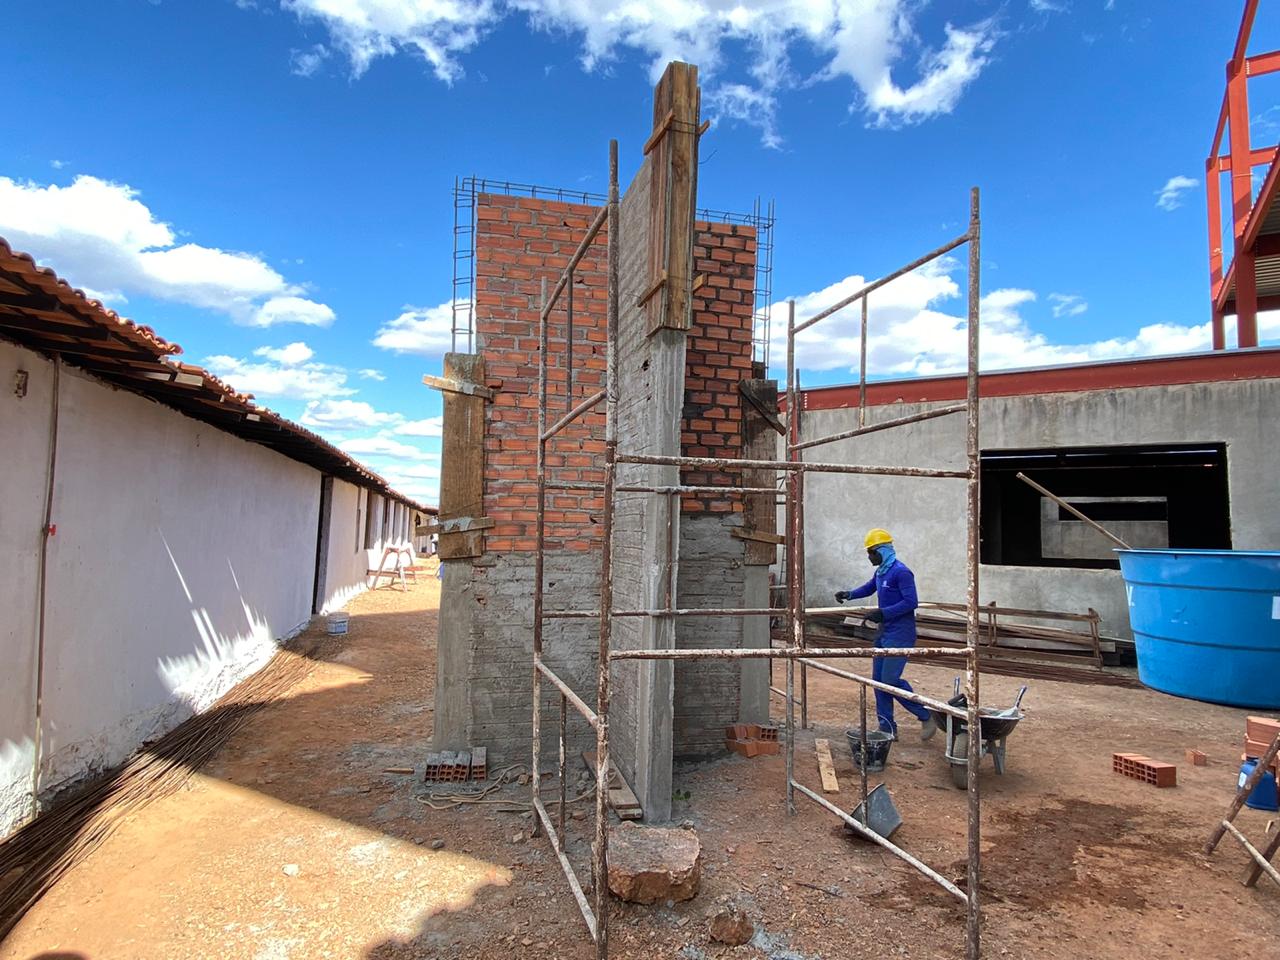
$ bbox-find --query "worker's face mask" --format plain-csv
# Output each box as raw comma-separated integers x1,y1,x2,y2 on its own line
867,547,882,566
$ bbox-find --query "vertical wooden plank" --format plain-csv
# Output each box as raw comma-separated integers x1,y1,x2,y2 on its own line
740,379,780,566
645,61,700,336
438,352,486,559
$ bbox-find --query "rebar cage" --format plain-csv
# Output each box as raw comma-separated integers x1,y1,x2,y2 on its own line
528,140,985,960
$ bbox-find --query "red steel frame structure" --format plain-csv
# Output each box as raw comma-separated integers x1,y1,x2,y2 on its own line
1206,0,1280,349
529,140,986,958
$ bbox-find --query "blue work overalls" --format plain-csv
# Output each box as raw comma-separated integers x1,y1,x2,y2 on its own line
846,559,930,736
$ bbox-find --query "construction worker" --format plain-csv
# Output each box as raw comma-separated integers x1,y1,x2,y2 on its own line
835,529,937,742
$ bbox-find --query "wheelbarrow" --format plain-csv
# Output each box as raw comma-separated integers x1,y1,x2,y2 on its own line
930,678,1028,789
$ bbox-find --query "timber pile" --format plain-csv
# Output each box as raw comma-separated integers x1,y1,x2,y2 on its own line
0,636,321,938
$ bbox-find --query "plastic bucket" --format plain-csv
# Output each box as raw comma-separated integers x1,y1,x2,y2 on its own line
1116,549,1280,709
1240,759,1280,812
327,612,350,635
846,729,893,772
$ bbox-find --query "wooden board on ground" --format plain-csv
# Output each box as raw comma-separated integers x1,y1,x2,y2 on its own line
582,751,643,820
815,738,840,793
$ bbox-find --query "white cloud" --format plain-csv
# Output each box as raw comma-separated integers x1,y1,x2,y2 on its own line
50,159,68,170
372,300,459,356
340,436,438,460
359,368,386,380
396,416,443,437
1048,293,1087,318
254,341,315,364
267,1,1000,140
1029,0,1068,12
769,260,1233,381
0,174,335,326
1156,175,1199,212
299,398,402,430
251,295,335,328
204,353,352,400
291,43,331,76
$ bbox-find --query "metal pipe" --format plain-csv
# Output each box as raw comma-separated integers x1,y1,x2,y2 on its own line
791,781,968,902
532,795,598,939
617,452,967,480
791,403,967,452
785,298,797,816
546,480,780,495
566,267,574,416
610,645,967,660
541,204,610,322
537,659,599,728
799,656,968,719
795,356,808,731
858,682,868,827
558,693,567,845
592,137,619,960
858,296,868,428
542,389,607,441
531,276,549,836
794,231,971,333
964,186,983,960
545,607,787,619
1014,472,1132,550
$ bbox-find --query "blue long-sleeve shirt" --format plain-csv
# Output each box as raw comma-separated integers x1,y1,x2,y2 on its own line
847,559,919,645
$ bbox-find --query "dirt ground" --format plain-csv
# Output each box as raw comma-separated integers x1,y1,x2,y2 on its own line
3,568,1278,960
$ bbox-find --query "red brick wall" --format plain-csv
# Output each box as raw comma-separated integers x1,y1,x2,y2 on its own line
474,195,758,553
680,222,757,515
477,194,608,554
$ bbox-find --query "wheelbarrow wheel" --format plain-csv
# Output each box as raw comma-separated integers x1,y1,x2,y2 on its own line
950,732,969,790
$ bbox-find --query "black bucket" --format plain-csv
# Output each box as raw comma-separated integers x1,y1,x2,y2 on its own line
846,728,893,772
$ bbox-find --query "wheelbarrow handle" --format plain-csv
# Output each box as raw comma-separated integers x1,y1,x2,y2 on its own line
1011,685,1029,712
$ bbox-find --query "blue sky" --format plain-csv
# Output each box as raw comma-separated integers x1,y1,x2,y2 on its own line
1,0,1271,506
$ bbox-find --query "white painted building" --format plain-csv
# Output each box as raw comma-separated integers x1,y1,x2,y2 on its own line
0,240,432,840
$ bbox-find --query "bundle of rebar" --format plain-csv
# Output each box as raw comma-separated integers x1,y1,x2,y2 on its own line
0,639,320,939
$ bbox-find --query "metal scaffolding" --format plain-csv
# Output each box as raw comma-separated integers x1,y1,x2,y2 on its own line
529,140,985,959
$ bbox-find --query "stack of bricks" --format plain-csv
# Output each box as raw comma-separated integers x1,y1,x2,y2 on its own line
473,194,760,552
725,723,780,757
681,221,757,515
1244,715,1280,773
475,193,609,555
424,750,479,783
1112,752,1177,788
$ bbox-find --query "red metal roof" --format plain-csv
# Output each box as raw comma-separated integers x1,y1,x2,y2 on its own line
798,348,1280,411
0,238,434,513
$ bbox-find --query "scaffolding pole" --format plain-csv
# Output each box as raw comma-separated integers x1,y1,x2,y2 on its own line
529,181,984,960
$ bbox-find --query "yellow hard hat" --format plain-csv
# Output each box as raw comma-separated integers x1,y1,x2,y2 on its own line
864,528,893,549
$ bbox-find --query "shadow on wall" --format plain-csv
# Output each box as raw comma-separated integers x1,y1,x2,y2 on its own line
9,526,310,839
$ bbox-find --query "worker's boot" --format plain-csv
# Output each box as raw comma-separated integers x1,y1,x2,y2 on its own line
920,717,938,741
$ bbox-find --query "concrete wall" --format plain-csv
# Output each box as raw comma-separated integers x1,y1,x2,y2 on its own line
795,377,1280,640
0,339,391,839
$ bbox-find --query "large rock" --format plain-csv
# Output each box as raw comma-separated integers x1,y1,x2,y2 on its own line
607,822,702,904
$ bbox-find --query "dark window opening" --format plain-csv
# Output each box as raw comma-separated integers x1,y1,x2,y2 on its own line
980,443,1231,569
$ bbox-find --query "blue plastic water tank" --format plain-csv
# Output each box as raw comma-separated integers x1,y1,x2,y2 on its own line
1116,549,1280,709
1239,759,1280,812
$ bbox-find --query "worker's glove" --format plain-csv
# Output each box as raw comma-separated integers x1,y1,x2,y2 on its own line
866,609,885,624
834,590,848,603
